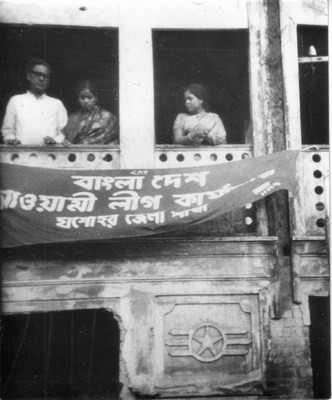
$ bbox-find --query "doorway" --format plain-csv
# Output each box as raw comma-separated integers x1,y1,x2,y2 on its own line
309,295,330,399
2,308,121,399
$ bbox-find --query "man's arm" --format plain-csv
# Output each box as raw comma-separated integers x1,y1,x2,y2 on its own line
1,98,19,144
47,101,68,144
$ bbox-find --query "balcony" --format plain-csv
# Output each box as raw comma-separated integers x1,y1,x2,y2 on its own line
0,144,253,169
155,144,252,167
0,145,121,169
291,147,329,237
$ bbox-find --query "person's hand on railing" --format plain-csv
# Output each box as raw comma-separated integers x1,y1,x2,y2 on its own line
43,136,56,145
192,123,208,140
62,138,72,147
5,138,21,145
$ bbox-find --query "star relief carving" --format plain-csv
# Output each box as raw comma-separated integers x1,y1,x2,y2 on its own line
194,326,223,356
189,323,225,362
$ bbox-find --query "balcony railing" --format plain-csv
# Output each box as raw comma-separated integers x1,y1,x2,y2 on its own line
0,145,121,169
291,147,329,237
155,144,253,167
0,144,253,169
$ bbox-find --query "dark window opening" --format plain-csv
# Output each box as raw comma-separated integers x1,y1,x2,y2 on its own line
153,30,250,145
309,296,331,399
298,26,328,57
298,26,328,145
0,24,119,145
2,309,121,399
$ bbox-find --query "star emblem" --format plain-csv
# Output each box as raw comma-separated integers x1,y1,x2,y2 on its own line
189,323,225,362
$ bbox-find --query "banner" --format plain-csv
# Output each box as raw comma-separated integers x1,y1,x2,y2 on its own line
0,151,300,248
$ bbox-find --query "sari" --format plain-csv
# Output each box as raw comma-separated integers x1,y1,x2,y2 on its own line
63,106,119,145
173,111,227,145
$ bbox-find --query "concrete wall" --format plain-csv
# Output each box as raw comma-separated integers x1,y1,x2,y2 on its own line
1,238,277,398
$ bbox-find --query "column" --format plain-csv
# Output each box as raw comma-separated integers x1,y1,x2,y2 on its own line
119,1,155,169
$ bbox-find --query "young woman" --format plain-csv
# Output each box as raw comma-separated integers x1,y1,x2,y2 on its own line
63,80,118,145
173,83,227,145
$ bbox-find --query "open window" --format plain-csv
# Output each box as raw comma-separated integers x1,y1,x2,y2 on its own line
0,24,119,145
153,29,250,145
298,26,328,145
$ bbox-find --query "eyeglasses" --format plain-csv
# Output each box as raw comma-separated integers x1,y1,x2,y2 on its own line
29,70,51,80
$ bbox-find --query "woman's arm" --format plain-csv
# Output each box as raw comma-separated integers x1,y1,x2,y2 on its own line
173,114,203,145
206,114,227,145
103,113,119,144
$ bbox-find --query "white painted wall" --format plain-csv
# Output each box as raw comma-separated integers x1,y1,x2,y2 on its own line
144,0,248,29
119,3,155,168
0,0,120,27
0,0,248,29
281,0,327,26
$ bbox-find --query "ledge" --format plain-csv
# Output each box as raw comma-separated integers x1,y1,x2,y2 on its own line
300,145,329,151
1,236,279,261
292,235,327,241
0,144,121,168
0,144,120,151
0,144,254,168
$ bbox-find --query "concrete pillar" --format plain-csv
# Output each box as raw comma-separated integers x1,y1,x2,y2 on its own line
119,2,155,169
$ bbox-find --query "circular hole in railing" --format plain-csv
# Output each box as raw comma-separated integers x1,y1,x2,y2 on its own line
316,218,325,228
313,170,322,179
245,217,253,225
242,153,250,159
314,186,324,195
103,154,113,162
312,154,321,163
315,202,325,211
210,153,217,161
159,154,167,162
177,154,184,162
10,153,19,162
29,153,37,159
194,153,201,161
68,153,76,162
225,153,233,161
87,153,95,162
48,153,56,161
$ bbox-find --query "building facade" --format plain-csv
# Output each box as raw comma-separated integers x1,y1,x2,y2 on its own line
0,0,329,398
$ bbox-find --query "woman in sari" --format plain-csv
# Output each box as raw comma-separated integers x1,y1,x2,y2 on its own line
173,83,227,145
63,80,118,145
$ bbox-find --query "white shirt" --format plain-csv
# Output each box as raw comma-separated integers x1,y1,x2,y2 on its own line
1,91,68,145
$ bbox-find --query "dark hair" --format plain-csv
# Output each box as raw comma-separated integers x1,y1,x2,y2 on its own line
25,58,52,75
76,80,98,97
184,83,209,109
185,83,207,101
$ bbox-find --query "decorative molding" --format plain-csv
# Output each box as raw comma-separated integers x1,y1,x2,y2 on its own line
154,294,263,395
167,322,251,363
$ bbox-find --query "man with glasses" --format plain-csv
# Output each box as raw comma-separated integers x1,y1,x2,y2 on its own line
1,58,67,145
